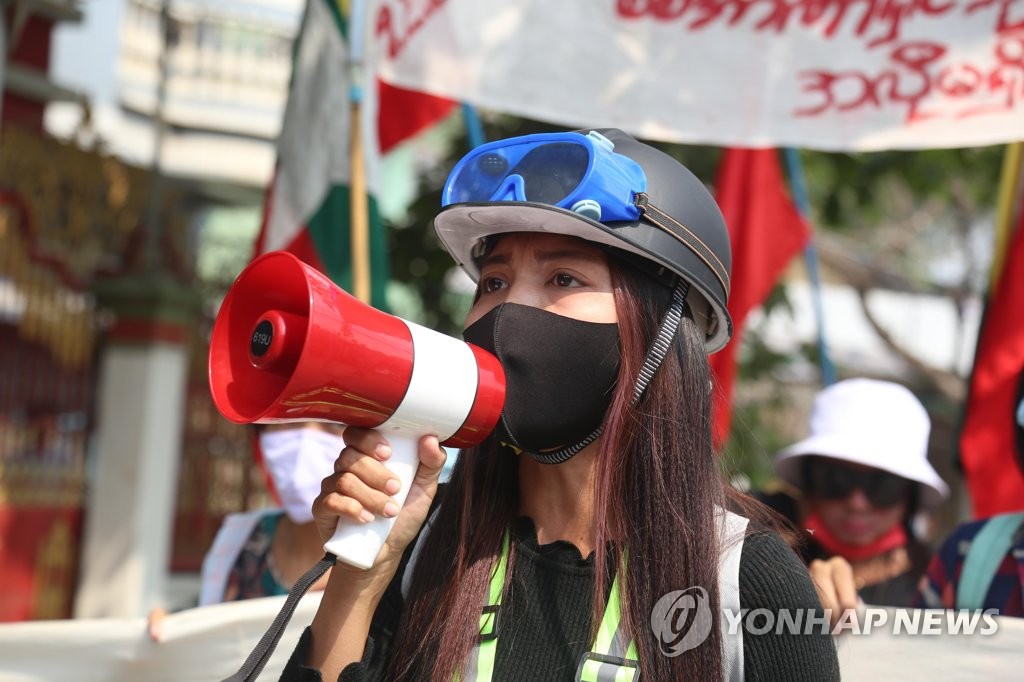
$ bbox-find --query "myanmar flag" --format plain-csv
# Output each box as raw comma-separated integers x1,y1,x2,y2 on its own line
254,0,453,308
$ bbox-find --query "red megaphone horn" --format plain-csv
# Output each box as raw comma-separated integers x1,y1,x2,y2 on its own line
208,251,505,569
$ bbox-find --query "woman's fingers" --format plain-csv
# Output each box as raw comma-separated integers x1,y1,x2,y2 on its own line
378,436,446,556
315,429,450,568
413,435,446,484
147,607,167,642
829,556,859,613
332,445,403,494
809,556,859,630
342,426,394,462
313,431,401,542
810,560,840,617
323,468,400,520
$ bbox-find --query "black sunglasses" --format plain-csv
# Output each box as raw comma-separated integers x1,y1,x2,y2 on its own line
804,458,913,508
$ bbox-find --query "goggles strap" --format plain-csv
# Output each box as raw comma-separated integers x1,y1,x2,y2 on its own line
527,280,690,466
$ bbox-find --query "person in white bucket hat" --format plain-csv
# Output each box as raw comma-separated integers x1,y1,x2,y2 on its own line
767,378,950,608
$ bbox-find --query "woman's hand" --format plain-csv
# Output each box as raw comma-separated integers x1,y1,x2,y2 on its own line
307,429,447,677
314,428,448,580
809,556,862,630
147,607,167,642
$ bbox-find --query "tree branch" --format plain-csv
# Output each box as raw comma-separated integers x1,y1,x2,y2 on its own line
852,286,966,403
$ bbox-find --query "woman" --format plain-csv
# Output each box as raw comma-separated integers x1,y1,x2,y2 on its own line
767,378,949,608
148,422,343,641
285,130,839,680
200,422,345,604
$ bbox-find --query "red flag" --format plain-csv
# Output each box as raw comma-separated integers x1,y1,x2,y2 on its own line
378,81,455,154
709,149,810,445
960,213,1024,517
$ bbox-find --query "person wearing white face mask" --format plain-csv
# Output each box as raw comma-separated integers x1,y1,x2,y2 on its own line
148,422,344,640
200,422,346,604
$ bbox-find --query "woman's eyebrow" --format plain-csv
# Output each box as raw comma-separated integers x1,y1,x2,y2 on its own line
479,252,510,269
534,248,598,263
480,248,596,269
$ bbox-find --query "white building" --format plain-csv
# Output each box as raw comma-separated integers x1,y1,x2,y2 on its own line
46,0,303,198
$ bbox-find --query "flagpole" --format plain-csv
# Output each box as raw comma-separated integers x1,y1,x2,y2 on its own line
462,103,486,149
784,147,836,386
990,141,1023,292
345,0,372,304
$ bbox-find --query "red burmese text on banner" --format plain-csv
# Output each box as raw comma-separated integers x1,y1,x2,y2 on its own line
960,213,1024,517
375,1,1024,151
709,148,810,446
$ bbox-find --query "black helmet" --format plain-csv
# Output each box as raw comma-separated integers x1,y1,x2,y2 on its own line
433,128,733,352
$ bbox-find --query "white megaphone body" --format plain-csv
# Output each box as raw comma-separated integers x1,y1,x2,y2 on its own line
208,251,506,570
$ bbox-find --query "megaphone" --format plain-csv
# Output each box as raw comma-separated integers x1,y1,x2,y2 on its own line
209,251,505,569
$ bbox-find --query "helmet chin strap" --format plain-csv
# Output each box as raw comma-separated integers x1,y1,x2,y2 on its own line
528,280,691,465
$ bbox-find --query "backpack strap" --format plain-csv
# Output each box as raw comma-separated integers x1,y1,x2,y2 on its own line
956,511,1024,610
718,510,748,682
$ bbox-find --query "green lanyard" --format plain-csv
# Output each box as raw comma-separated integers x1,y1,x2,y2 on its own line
458,532,639,682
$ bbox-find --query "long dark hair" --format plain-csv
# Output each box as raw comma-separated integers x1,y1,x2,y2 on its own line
384,256,729,680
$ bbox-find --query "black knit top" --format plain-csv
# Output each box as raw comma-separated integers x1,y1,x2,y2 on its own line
279,517,840,681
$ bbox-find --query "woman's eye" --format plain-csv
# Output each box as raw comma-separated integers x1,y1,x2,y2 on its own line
553,272,578,287
480,276,506,294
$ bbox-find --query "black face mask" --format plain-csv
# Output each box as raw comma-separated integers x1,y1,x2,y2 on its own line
462,303,621,458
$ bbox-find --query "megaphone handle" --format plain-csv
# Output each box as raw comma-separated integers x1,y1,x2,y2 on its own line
323,433,421,570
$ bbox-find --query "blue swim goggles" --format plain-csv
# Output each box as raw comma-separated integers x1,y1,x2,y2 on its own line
441,130,647,224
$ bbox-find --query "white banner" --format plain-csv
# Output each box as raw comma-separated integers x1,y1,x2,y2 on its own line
0,599,1023,680
0,593,321,682
837,607,1024,680
372,0,1024,151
